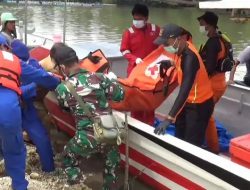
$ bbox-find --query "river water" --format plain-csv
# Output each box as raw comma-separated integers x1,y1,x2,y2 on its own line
1,3,250,58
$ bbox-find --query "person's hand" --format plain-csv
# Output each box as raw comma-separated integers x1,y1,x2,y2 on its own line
21,82,37,100
135,58,143,65
154,119,172,135
157,60,174,78
227,80,235,85
156,60,173,67
106,71,117,80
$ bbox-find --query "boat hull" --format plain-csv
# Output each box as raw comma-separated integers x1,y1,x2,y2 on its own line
34,45,250,189
44,92,250,190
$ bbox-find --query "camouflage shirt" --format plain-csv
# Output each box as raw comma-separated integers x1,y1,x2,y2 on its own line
55,69,124,130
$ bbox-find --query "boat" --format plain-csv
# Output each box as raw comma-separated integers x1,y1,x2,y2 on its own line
37,47,250,189
199,0,250,23
44,91,250,190
199,0,250,9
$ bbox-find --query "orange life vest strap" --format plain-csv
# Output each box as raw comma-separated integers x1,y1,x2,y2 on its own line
217,38,226,61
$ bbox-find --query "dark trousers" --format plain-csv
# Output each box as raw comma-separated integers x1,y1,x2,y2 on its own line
175,98,214,147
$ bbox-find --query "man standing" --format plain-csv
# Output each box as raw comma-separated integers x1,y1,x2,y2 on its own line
154,24,214,148
52,44,124,189
0,35,60,190
229,46,250,86
11,39,60,172
198,11,229,153
120,3,160,125
1,12,18,45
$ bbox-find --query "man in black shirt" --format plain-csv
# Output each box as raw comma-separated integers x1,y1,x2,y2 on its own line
198,11,227,153
154,24,214,147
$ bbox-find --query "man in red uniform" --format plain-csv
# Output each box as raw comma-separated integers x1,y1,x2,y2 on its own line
120,3,160,125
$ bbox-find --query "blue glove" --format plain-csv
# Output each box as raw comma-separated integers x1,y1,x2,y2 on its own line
21,82,37,100
154,119,171,135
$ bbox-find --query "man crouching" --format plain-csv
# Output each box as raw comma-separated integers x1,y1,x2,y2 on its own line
51,43,125,189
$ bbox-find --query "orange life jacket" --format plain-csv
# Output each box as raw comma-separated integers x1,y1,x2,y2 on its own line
0,51,21,95
176,42,213,103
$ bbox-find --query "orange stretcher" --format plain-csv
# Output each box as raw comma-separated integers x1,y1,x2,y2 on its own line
110,46,178,111
33,45,178,112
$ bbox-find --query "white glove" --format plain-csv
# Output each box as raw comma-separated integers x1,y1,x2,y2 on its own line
106,71,117,80
135,58,143,65
47,72,53,76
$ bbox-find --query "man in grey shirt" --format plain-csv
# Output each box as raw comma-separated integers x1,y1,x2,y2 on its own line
229,46,250,86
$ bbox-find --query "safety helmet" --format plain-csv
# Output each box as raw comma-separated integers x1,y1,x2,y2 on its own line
1,12,17,26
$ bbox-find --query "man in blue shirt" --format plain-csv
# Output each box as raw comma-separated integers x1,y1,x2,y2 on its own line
0,35,60,190
11,39,60,172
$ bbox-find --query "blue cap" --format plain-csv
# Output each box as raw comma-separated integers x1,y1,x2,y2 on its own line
11,39,30,62
0,34,8,46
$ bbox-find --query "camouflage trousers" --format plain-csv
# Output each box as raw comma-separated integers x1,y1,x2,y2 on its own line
63,128,120,190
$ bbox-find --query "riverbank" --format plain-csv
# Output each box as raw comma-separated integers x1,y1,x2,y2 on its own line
116,0,198,7
5,1,107,7
0,102,152,190
0,146,92,190
0,104,92,190
5,0,198,7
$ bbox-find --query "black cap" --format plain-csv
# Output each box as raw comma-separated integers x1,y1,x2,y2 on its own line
197,11,218,28
51,45,78,66
154,23,182,45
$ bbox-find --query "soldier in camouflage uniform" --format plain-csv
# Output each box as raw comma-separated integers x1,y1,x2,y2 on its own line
52,44,124,189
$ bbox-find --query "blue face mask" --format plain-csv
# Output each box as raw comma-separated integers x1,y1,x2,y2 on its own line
164,38,179,54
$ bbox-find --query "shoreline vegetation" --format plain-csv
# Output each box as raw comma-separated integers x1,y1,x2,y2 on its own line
2,0,199,7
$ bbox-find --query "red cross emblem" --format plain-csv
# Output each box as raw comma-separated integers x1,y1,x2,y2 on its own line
148,65,158,75
145,64,160,80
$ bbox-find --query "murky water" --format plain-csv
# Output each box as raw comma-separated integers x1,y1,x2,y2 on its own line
2,2,247,81
1,3,250,58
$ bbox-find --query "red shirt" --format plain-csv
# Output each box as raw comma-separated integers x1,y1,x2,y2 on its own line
120,23,160,76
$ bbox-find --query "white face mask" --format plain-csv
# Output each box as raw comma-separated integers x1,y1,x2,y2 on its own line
164,38,179,54
133,20,145,29
199,26,208,35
